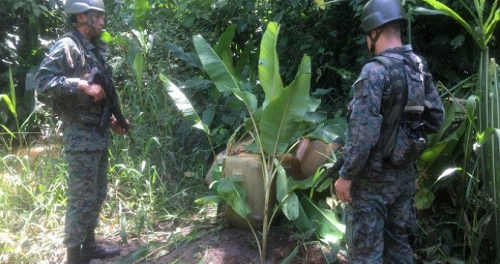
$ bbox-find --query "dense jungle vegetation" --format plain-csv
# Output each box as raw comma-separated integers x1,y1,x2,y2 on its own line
1,0,500,263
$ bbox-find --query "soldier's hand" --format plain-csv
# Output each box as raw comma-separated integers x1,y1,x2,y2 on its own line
78,80,105,102
110,118,129,135
334,177,352,203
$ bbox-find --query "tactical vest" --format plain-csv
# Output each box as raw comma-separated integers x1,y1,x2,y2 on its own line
53,31,105,126
372,51,427,166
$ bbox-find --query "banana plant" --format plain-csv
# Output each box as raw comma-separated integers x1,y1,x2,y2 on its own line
417,0,500,261
164,21,345,262
193,22,313,262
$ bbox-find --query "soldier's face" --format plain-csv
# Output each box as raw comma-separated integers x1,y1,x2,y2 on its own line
89,11,106,36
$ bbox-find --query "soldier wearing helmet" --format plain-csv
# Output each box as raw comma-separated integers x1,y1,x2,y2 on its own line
34,0,127,263
334,0,444,263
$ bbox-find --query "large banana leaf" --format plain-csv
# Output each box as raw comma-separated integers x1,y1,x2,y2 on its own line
193,34,258,112
276,161,299,220
259,22,284,106
213,24,237,77
235,40,256,79
134,0,150,30
217,176,251,218
159,73,209,133
259,55,311,155
295,192,345,244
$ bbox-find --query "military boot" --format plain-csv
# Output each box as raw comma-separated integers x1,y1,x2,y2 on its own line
81,229,120,262
66,245,84,264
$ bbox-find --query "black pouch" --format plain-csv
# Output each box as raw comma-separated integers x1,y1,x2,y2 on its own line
390,124,427,166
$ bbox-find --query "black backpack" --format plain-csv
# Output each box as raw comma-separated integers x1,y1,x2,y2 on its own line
372,52,427,166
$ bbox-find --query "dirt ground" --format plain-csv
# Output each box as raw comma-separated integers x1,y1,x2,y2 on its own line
90,218,338,264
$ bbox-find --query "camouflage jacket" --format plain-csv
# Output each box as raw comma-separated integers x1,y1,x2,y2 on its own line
339,45,444,181
34,31,111,151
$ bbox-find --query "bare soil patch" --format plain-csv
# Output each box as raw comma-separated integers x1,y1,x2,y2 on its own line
92,219,336,264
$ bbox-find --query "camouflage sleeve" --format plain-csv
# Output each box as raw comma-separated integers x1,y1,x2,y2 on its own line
34,37,82,99
339,62,387,181
421,60,444,133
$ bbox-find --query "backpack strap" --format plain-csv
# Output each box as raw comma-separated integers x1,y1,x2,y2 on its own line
370,55,408,157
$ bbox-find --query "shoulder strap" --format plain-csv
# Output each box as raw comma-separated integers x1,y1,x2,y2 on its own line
61,31,100,69
62,31,86,53
370,55,408,157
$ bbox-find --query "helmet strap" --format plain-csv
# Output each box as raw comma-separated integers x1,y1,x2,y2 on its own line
368,29,383,54
72,21,88,27
71,12,97,31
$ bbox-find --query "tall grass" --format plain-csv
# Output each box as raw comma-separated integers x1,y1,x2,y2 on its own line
0,133,214,263
0,62,215,262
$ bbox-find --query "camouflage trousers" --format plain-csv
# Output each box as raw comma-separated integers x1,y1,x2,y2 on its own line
63,149,109,248
345,165,416,264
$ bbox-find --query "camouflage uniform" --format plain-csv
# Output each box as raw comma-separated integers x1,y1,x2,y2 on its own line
34,30,111,248
339,45,444,263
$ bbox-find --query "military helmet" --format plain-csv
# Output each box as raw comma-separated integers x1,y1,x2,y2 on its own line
64,0,106,15
360,0,407,33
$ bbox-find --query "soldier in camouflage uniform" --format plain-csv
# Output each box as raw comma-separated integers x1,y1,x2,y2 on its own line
334,0,444,263
34,0,127,263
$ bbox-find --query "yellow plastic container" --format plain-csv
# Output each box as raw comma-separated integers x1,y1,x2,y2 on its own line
295,138,333,179
223,153,301,230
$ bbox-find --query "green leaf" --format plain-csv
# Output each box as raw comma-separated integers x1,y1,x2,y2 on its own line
276,162,300,220
414,188,435,210
235,40,255,78
217,177,250,219
295,192,345,244
477,128,500,146
100,31,113,43
485,8,500,46
194,34,258,111
193,35,238,93
0,124,15,138
115,247,148,264
132,53,144,84
195,195,223,205
259,55,311,155
280,245,299,264
282,193,300,221
308,97,321,112
313,0,326,10
276,162,288,201
305,118,347,143
8,67,16,114
418,120,466,177
214,24,237,77
135,0,150,17
134,0,150,30
412,7,447,16
0,94,16,117
159,73,210,134
259,22,284,106
165,42,203,68
120,214,128,244
420,0,482,48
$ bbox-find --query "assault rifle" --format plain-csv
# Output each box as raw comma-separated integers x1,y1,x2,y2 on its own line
88,67,133,142
314,138,345,190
